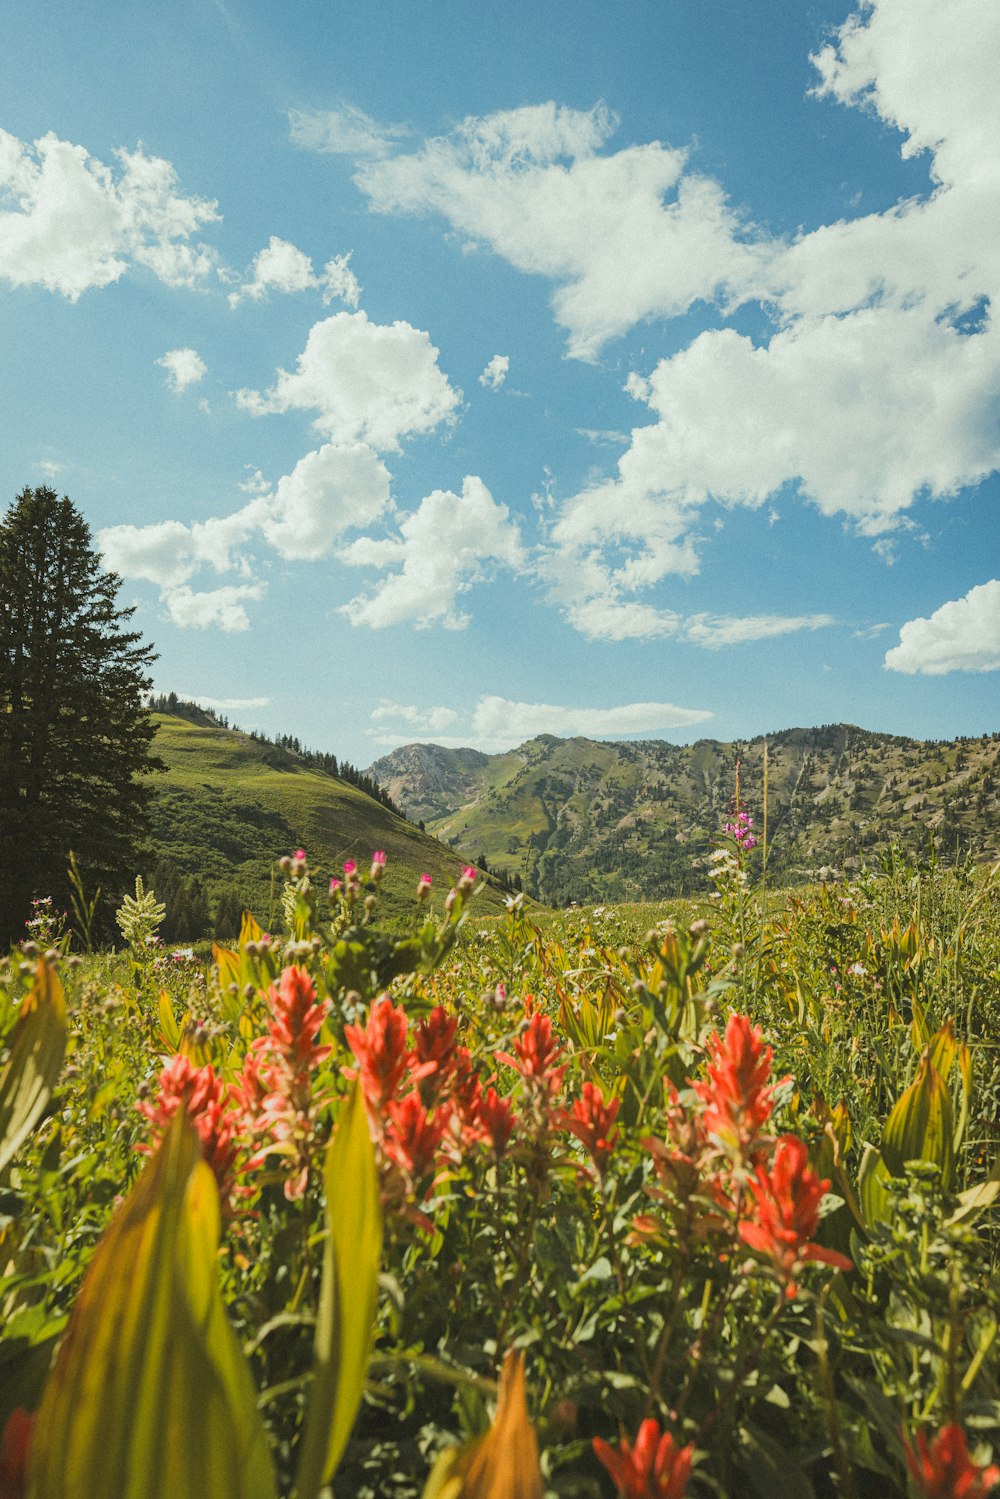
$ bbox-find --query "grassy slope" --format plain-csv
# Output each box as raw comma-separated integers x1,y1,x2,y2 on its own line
146,714,513,922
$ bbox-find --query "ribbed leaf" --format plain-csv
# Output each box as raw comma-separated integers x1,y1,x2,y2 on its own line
28,1113,276,1499
157,988,182,1053
295,1081,382,1499
0,960,66,1174
882,1052,955,1188
857,1142,891,1230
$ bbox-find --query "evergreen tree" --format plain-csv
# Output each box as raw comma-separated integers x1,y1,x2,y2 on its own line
0,487,161,945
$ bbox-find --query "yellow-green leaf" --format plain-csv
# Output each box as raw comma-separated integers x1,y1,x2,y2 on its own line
28,1112,276,1499
240,911,265,946
295,1081,382,1499
857,1141,891,1230
158,988,181,1053
422,1352,543,1499
0,960,66,1174
882,1052,955,1188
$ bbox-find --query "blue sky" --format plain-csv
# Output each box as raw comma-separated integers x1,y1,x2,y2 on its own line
2,0,997,764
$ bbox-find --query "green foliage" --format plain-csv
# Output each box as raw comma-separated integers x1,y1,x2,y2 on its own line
1,852,998,1496
115,876,167,952
0,487,161,945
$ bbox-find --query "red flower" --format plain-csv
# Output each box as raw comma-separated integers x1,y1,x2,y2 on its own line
0,1408,35,1499
691,1013,778,1152
263,965,331,1073
905,1424,1000,1498
594,1418,694,1498
559,1081,619,1177
496,1011,566,1095
344,997,412,1112
738,1134,853,1295
414,1005,459,1099
138,1054,247,1210
383,1090,453,1186
476,1085,516,1156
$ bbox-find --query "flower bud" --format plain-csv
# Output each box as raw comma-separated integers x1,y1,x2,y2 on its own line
370,850,387,882
417,873,432,901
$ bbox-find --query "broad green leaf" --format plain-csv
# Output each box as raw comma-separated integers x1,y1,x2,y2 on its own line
928,1016,957,1082
213,942,241,991
28,1112,276,1499
882,1052,955,1188
295,1081,382,1499
0,960,66,1174
857,1141,891,1230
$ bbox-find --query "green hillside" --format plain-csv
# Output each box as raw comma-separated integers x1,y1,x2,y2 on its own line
145,712,514,927
368,724,1000,905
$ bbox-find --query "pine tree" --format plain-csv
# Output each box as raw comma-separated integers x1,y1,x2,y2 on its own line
0,487,161,945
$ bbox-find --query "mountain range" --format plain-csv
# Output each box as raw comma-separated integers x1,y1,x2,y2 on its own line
367,725,1000,906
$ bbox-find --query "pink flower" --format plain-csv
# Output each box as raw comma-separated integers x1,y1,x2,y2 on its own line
294,848,306,861
594,1419,694,1498
343,859,357,876
370,849,387,881
417,873,432,900
905,1424,1000,1498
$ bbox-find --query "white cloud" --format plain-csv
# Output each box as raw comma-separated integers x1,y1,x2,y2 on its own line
356,102,768,360
339,475,522,628
884,581,1000,674
479,354,509,390
235,310,461,451
371,700,461,734
173,693,270,711
164,583,265,633
100,519,201,588
367,693,712,752
228,237,361,308
0,129,218,299
683,613,836,648
288,104,409,158
471,695,712,746
261,442,391,560
156,347,207,392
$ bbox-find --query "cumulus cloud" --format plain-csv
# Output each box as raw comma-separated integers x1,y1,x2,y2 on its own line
235,310,461,450
370,700,461,734
0,129,218,299
339,475,522,628
884,581,1000,674
228,237,361,308
156,347,207,392
164,583,265,633
99,438,392,626
354,102,768,360
479,354,509,390
368,693,712,751
288,104,409,158
260,442,391,561
521,0,1000,637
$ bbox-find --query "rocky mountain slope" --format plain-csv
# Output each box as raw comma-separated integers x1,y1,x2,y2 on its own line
368,725,1000,905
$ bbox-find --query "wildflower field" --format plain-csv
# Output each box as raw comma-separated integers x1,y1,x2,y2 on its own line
1,840,999,1498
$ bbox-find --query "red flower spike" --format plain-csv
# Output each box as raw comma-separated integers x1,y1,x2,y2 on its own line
344,996,413,1112
0,1408,35,1499
559,1082,620,1176
383,1091,453,1185
414,1005,460,1095
476,1085,516,1156
905,1424,1000,1498
138,1055,248,1210
496,1011,567,1095
263,965,332,1073
593,1418,695,1499
691,1013,780,1152
738,1134,853,1295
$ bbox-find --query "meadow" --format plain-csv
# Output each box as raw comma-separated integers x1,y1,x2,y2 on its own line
1,836,998,1497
